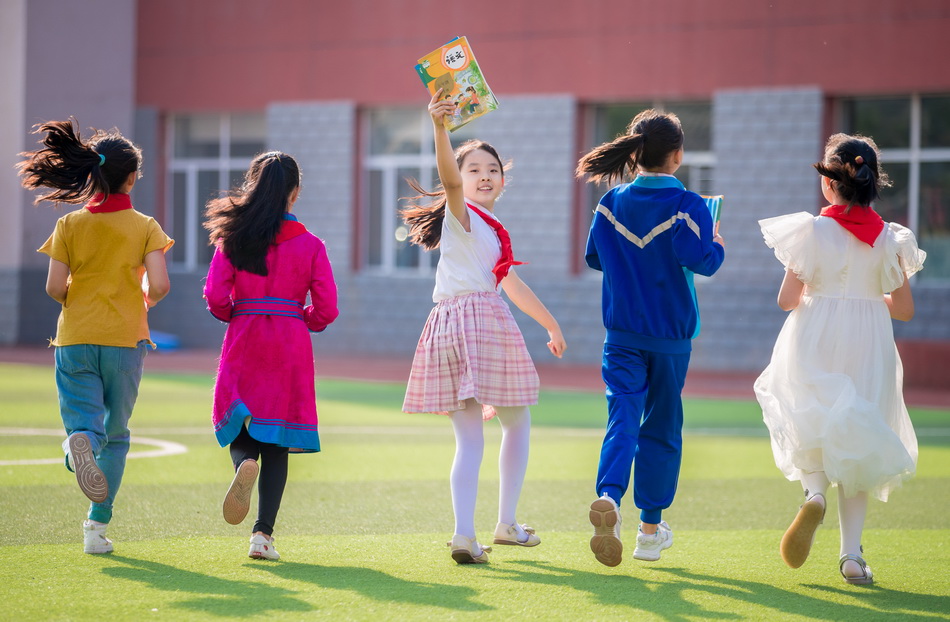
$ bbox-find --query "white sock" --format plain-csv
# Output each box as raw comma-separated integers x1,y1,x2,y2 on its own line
800,471,830,504
450,400,484,539
495,405,531,541
838,488,868,557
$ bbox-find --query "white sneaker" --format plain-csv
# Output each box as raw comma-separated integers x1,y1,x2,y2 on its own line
83,520,113,554
589,494,623,567
633,521,673,561
248,534,280,560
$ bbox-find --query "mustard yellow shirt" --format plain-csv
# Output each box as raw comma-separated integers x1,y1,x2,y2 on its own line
38,198,174,348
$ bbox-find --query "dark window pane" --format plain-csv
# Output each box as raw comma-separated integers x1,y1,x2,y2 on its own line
367,170,383,266
919,161,950,279
171,172,187,264
665,101,712,152
840,98,910,149
921,95,950,149
395,168,421,268
174,115,221,158
197,170,220,267
229,113,266,157
369,109,421,155
876,162,909,226
228,169,245,193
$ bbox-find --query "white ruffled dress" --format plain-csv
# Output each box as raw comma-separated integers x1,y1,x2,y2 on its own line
754,212,926,501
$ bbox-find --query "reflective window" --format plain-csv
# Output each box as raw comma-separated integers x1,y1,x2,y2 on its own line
166,113,266,270
841,94,950,280
363,109,476,272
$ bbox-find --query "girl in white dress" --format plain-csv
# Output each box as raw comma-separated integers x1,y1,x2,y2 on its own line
754,133,925,585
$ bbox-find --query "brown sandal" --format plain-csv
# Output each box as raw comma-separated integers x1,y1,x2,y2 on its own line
780,492,825,568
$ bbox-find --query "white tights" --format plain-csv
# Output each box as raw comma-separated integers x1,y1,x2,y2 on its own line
450,399,531,539
800,471,869,559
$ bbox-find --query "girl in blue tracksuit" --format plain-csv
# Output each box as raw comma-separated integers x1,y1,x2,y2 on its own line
576,109,725,567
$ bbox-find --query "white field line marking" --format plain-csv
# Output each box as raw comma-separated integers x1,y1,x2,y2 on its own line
0,427,187,466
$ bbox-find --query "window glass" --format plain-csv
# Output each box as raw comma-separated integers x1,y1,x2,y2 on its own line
230,113,267,157
168,113,266,270
394,167,422,269
367,170,383,267
369,108,421,155
174,114,221,158
919,162,950,278
197,171,219,267
840,98,910,149
876,162,909,227
171,172,187,265
921,95,950,148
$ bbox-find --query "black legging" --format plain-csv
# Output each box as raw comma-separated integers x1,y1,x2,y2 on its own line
230,426,289,536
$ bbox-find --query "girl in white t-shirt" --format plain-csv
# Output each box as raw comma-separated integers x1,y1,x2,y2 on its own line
401,90,567,564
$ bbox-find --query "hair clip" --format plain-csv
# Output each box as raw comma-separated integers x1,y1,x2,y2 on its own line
97,153,106,167
854,155,864,165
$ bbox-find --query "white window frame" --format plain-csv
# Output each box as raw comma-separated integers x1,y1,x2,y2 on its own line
840,94,950,282
361,111,443,276
165,113,265,272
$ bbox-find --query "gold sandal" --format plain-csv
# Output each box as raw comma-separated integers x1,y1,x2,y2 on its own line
493,522,540,547
447,534,491,564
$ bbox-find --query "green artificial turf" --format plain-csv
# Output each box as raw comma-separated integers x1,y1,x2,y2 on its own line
1,363,948,621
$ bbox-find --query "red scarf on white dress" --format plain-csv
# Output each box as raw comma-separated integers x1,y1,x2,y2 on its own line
819,204,885,247
466,202,525,285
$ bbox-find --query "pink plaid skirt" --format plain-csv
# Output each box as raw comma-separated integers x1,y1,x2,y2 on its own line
403,291,540,420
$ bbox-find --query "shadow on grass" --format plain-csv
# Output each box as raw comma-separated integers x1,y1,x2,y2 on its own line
253,560,492,612
103,555,313,617
485,561,944,621
804,582,950,617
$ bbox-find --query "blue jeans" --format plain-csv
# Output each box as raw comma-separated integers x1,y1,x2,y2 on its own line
596,343,690,524
56,341,148,523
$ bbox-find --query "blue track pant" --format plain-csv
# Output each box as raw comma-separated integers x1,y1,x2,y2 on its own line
596,343,690,524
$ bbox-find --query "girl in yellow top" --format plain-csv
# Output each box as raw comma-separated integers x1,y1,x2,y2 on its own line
18,119,173,555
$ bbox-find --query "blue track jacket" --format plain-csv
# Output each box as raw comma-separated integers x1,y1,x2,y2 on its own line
585,175,725,353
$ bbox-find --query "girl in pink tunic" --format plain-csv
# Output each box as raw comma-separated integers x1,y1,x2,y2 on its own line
204,151,338,560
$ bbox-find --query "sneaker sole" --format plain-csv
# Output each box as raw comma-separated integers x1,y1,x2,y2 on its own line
249,550,280,561
223,460,259,525
450,548,488,564
633,539,672,561
589,498,622,567
780,499,824,568
84,544,114,554
68,434,108,503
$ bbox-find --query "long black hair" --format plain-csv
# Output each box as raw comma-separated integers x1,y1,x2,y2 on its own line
400,140,507,250
814,133,890,209
17,118,141,205
576,109,684,184
204,151,300,276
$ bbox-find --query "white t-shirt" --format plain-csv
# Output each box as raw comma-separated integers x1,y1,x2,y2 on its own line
432,200,502,302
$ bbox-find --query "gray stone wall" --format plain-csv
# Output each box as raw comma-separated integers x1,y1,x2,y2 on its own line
692,87,825,372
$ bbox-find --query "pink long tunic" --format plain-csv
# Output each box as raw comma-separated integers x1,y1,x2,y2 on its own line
204,220,338,452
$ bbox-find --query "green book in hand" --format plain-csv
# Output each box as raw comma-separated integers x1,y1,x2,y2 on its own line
415,36,498,132
702,195,723,224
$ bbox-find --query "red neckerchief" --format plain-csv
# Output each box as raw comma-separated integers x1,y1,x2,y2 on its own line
85,193,133,213
274,218,308,244
466,202,525,285
819,204,885,247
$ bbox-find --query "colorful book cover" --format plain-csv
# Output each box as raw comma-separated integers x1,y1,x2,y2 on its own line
702,195,723,223
415,36,498,132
